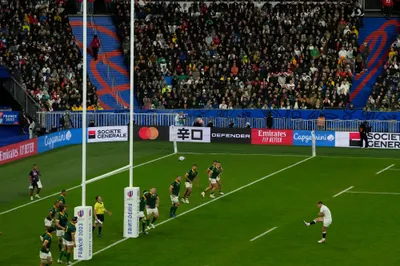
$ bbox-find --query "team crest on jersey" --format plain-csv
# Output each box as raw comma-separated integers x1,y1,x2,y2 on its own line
78,210,84,217
127,191,134,198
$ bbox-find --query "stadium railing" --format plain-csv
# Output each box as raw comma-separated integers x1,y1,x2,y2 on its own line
37,112,400,133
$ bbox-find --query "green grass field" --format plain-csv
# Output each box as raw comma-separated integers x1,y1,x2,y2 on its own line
1,142,400,266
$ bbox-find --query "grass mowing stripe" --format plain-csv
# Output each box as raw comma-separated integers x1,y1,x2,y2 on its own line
71,156,313,265
346,191,400,196
0,153,175,216
376,164,395,175
332,186,354,198
249,226,278,242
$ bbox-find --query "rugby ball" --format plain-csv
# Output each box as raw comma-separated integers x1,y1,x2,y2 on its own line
178,156,186,161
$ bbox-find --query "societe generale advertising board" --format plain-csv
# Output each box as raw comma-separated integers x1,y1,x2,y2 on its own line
251,129,293,145
87,126,128,143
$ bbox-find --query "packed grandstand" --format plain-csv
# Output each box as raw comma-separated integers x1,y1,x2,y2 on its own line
0,0,399,111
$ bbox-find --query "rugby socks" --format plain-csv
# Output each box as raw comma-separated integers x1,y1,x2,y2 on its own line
98,227,102,235
59,250,64,260
322,232,327,239
152,217,157,224
142,221,146,232
66,252,71,263
169,206,174,215
92,226,95,232
173,206,178,215
146,219,150,227
58,243,62,252
309,220,316,225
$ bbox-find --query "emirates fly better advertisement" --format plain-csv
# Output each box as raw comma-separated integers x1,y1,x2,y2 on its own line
251,129,293,145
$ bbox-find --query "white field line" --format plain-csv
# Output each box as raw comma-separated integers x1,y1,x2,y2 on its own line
0,153,175,216
376,164,395,175
180,152,400,161
249,226,278,242
71,156,314,265
346,191,400,196
332,186,354,198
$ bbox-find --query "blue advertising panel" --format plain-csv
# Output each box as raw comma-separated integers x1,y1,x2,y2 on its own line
37,129,82,153
293,130,336,147
0,111,19,125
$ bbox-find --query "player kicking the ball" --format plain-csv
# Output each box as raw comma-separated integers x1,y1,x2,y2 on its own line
303,201,332,243
182,164,198,203
169,176,181,217
201,162,222,198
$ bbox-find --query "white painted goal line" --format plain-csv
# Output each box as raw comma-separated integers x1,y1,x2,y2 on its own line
332,186,354,198
0,153,175,216
70,156,314,265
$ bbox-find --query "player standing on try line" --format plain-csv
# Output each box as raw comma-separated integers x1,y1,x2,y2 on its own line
29,164,42,200
169,176,181,217
58,190,67,204
58,216,77,265
182,164,198,203
139,190,148,235
145,187,159,230
93,196,112,238
39,227,54,266
303,201,332,243
202,162,222,198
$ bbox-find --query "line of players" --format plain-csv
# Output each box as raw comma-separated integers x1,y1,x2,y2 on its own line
39,191,112,266
138,160,224,235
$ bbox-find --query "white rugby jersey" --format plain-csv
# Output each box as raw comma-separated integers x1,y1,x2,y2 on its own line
320,205,332,220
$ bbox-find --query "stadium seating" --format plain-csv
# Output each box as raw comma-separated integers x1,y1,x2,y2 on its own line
114,1,363,110
0,0,99,111
365,40,400,111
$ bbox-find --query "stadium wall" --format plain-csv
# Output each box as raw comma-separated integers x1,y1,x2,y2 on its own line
2,126,398,166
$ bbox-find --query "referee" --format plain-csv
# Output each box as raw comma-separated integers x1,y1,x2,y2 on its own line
92,196,112,238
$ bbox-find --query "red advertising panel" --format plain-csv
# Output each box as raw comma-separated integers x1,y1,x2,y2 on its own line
251,129,293,145
0,139,38,165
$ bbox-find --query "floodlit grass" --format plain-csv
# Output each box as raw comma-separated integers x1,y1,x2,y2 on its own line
0,142,399,266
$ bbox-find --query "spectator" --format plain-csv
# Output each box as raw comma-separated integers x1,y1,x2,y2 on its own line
228,121,234,128
382,0,394,20
245,122,251,129
361,42,370,71
207,120,213,128
91,35,101,61
114,1,362,110
105,0,112,14
266,112,273,129
88,0,95,14
76,0,83,14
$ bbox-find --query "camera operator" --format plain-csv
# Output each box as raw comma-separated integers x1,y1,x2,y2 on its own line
359,121,371,148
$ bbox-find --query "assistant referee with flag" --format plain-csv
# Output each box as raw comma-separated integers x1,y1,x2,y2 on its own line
92,196,112,238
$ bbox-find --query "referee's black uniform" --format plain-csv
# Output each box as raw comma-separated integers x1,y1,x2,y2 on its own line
359,123,368,148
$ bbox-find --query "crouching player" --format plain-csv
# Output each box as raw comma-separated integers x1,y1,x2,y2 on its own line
40,227,54,266
303,201,332,243
58,216,77,265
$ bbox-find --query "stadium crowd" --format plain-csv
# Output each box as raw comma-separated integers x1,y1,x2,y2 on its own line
365,38,400,111
0,0,99,111
114,0,364,110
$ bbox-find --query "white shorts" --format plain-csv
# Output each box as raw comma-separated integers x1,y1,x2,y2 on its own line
44,218,52,227
210,178,217,185
56,229,65,237
146,207,159,216
138,211,145,218
63,238,74,247
323,219,332,227
170,195,179,204
39,251,52,262
29,180,43,189
185,181,192,188
216,177,220,182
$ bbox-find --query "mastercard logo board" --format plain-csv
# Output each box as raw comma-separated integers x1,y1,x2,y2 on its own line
138,127,159,140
